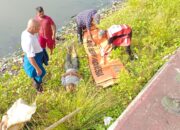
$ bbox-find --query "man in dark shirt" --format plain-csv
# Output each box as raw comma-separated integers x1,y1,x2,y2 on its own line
76,9,100,45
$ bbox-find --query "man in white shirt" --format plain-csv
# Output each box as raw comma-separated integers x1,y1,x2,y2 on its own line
21,18,46,92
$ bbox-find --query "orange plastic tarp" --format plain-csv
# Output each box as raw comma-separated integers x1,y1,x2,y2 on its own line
83,27,125,87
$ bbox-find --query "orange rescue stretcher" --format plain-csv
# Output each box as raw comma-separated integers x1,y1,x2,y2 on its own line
83,26,125,88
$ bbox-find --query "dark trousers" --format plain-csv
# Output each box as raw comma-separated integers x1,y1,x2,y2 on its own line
42,49,49,66
126,46,132,56
65,53,79,71
77,25,86,43
77,26,83,43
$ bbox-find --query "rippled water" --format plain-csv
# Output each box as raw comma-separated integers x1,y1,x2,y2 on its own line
0,0,114,58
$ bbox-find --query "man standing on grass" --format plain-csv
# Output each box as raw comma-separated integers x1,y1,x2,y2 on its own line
35,6,56,55
21,19,46,93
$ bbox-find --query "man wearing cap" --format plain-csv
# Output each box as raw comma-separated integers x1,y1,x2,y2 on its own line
76,9,100,45
35,6,56,55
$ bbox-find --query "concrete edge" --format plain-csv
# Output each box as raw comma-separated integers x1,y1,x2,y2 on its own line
108,48,180,130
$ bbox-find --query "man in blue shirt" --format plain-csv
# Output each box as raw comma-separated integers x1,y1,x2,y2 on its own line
76,9,100,45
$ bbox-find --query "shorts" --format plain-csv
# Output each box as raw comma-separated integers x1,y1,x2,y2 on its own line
38,35,55,50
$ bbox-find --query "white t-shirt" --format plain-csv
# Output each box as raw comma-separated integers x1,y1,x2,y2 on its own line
21,30,42,57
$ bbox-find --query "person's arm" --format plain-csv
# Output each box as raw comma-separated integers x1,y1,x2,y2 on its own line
51,24,56,40
50,22,56,54
22,33,42,75
62,72,71,77
87,29,96,45
70,71,82,78
86,15,96,45
28,57,42,76
61,76,65,86
104,44,111,53
101,44,113,56
48,16,56,40
62,71,81,78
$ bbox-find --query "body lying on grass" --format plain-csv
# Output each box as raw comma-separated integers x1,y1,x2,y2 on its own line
61,45,82,92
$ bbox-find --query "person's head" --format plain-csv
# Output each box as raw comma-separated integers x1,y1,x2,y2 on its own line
27,18,40,34
93,13,100,25
98,29,106,38
36,6,45,18
65,83,76,92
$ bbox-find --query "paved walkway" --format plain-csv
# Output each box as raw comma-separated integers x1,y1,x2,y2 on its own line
109,48,180,130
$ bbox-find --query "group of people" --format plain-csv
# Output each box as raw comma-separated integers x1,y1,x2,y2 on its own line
3,5,179,129
0,6,136,127
21,7,134,93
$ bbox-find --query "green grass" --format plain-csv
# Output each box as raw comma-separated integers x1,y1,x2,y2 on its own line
0,0,179,129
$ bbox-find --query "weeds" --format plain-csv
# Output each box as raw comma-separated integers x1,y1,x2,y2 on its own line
0,0,179,129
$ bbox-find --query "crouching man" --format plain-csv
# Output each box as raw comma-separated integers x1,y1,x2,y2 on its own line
61,46,81,92
99,24,134,60
76,9,100,45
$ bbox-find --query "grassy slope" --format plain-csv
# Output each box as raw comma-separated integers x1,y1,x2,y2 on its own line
0,0,179,129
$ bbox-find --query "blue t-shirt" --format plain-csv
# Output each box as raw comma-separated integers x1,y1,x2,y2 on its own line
76,9,97,29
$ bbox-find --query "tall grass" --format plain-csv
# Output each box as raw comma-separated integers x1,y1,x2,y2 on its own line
0,0,179,129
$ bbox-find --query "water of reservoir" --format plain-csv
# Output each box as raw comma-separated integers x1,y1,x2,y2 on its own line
0,0,115,58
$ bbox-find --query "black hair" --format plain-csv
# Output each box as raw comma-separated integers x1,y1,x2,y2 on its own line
36,6,44,12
